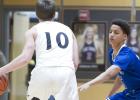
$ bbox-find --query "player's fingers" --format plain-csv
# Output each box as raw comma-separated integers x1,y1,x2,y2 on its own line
78,87,81,92
79,86,85,92
79,88,84,91
78,86,82,91
78,86,81,90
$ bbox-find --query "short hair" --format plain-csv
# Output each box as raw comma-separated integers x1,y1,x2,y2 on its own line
111,19,130,36
36,0,55,21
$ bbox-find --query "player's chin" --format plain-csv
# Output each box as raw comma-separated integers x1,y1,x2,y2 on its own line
109,41,116,47
109,40,113,45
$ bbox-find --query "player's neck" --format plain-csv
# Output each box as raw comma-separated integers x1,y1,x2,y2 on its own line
38,18,54,22
113,42,125,52
113,43,126,56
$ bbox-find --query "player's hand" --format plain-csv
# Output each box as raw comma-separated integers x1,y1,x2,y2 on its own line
78,82,91,91
0,68,8,79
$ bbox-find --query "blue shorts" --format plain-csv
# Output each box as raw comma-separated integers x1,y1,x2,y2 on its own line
106,89,140,100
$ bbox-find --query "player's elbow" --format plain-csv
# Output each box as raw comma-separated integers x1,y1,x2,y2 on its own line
105,71,116,80
74,63,79,69
74,60,79,66
21,54,32,64
21,57,29,64
104,65,120,79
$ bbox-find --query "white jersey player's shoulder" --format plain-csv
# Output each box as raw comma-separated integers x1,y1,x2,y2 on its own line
34,21,71,30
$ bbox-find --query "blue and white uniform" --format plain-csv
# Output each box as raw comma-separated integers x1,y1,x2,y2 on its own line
27,21,79,100
107,44,140,100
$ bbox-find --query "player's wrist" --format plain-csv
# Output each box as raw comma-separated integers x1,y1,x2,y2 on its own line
89,80,94,87
86,82,91,88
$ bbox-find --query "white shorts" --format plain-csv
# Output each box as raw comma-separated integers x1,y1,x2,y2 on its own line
27,67,79,100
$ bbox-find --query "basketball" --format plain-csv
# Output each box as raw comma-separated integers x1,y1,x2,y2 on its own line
0,74,8,95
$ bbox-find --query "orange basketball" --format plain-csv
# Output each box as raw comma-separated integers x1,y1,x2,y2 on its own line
0,74,8,95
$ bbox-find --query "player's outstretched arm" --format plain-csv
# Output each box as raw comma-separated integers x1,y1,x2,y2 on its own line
0,28,36,75
78,65,121,91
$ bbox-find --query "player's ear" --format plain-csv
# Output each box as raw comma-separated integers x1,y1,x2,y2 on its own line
123,34,127,41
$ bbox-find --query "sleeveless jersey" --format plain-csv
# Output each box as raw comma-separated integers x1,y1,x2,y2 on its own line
34,21,74,69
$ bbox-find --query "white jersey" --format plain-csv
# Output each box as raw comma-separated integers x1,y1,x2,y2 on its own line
34,21,74,69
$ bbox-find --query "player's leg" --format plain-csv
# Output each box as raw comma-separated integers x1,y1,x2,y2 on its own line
136,90,140,99
27,67,55,100
106,92,125,100
27,67,79,100
55,67,79,100
125,89,140,100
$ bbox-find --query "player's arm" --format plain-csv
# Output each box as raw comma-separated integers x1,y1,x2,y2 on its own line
0,27,36,74
72,34,80,71
107,76,122,97
79,65,121,91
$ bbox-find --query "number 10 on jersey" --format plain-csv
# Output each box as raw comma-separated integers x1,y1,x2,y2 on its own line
45,32,69,50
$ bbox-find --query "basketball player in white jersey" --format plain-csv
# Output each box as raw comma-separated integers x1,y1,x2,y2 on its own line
0,0,79,100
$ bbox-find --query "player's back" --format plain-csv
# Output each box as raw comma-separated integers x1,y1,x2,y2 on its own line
34,21,74,69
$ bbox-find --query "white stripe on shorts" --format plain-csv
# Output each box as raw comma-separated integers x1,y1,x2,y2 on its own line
106,97,110,100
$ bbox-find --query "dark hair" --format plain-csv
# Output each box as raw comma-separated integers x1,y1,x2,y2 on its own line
111,19,130,36
36,0,55,21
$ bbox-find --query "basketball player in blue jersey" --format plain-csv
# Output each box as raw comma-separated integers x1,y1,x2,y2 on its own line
79,19,140,100
0,0,79,100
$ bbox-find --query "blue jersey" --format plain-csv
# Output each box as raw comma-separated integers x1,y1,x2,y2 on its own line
109,45,140,90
